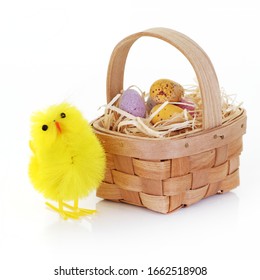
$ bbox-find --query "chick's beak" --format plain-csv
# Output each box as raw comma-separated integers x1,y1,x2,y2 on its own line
55,121,62,134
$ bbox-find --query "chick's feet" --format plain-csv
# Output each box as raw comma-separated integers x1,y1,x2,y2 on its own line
63,201,96,217
45,200,96,220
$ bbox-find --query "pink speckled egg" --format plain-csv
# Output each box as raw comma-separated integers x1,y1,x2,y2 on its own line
177,98,196,116
119,89,146,117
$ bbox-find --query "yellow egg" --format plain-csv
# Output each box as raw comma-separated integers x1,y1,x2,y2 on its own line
150,104,187,124
150,79,184,103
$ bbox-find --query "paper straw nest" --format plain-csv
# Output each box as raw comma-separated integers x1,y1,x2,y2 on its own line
95,84,243,139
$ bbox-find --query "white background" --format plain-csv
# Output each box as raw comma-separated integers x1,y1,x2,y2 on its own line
0,0,259,279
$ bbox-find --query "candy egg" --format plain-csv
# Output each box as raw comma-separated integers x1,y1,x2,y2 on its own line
150,104,188,124
119,89,146,117
177,98,196,116
150,79,184,103
146,96,157,112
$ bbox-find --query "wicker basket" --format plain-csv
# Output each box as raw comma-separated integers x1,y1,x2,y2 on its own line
93,27,247,214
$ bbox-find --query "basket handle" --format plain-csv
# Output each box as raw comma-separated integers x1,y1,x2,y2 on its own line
107,27,222,130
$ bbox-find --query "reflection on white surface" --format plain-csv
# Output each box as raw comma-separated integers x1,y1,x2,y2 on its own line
14,191,241,261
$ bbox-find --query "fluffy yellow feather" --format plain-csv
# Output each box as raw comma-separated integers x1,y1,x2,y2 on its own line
29,102,106,219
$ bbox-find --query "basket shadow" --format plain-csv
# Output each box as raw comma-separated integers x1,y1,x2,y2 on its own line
93,191,239,237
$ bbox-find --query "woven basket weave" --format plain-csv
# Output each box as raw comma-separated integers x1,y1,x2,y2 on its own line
93,27,247,214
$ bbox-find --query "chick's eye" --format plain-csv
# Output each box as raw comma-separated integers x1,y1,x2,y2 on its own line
60,112,66,118
42,124,48,131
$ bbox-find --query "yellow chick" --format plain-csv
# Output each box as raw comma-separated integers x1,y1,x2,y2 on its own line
29,102,106,220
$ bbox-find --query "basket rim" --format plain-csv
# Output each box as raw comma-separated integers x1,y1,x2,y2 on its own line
92,108,245,141
92,110,246,160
